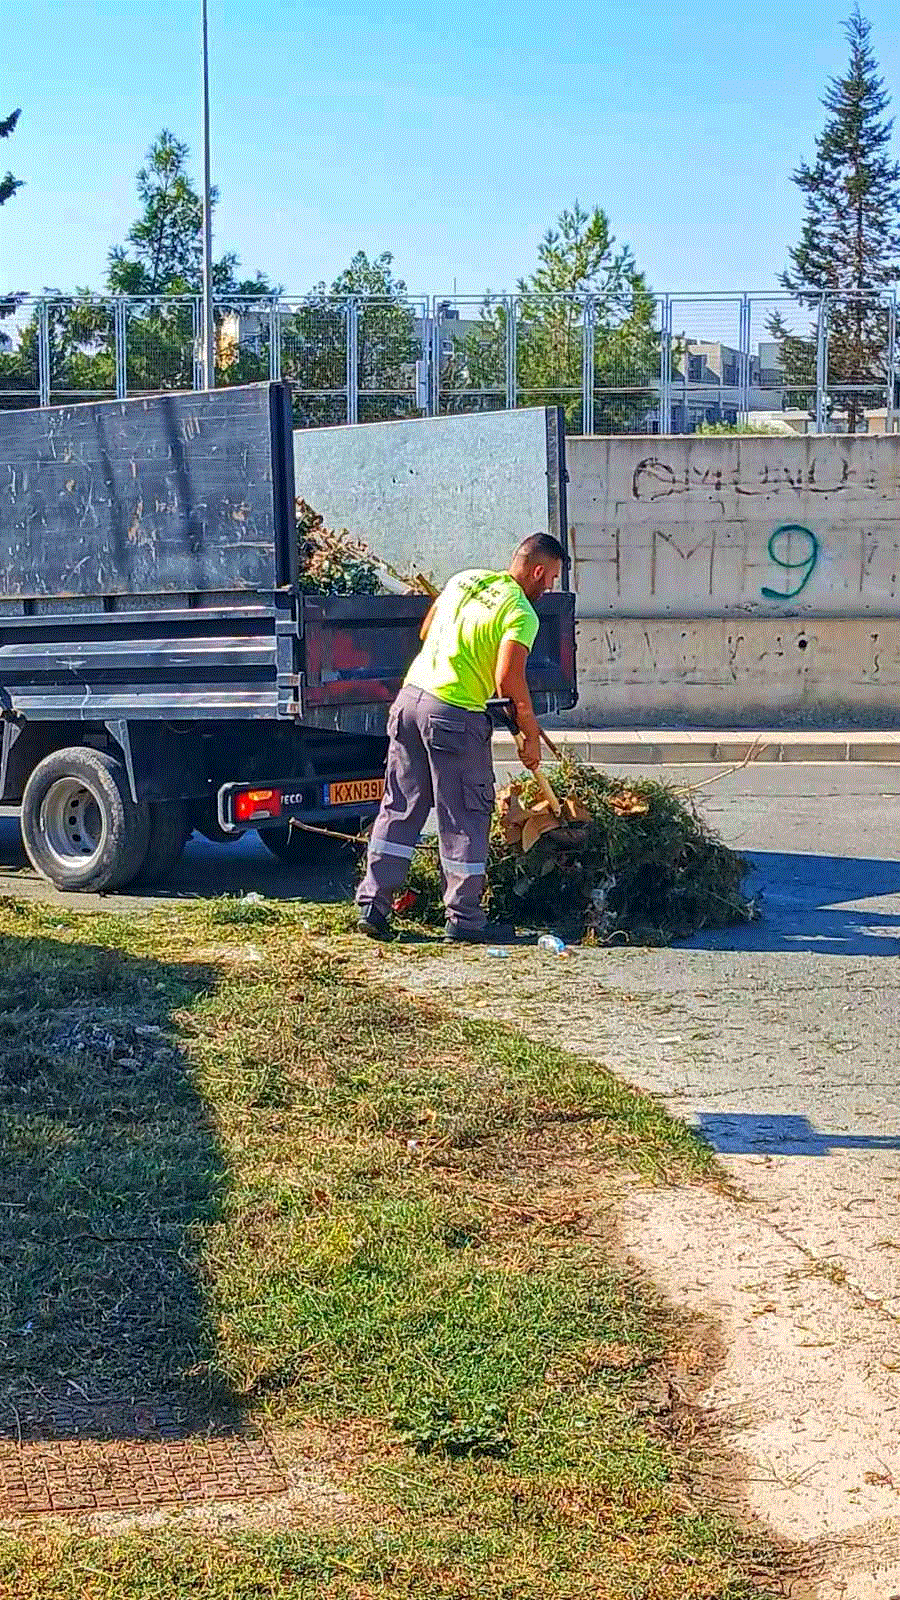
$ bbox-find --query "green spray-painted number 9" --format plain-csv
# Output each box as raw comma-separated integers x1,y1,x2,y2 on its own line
761,524,819,601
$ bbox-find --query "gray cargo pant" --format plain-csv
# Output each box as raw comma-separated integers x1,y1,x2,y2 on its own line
356,685,495,931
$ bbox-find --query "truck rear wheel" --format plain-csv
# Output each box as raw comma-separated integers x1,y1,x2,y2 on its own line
259,818,366,865
21,747,152,894
193,798,240,845
132,800,191,888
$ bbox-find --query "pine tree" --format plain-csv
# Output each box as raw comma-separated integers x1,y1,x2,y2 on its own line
776,8,900,430
0,109,22,208
446,203,657,432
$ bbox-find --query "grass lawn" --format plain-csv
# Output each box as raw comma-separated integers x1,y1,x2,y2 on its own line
0,897,776,1599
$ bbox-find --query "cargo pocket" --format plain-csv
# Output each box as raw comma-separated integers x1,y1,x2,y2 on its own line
462,778,494,815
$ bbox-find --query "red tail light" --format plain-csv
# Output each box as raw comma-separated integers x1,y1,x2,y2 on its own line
234,788,283,823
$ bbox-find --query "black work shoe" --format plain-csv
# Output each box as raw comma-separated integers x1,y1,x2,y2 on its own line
357,906,396,942
444,920,517,945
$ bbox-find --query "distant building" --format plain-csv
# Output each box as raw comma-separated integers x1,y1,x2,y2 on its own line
668,339,790,430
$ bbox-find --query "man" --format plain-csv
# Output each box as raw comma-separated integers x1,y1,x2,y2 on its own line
356,532,565,943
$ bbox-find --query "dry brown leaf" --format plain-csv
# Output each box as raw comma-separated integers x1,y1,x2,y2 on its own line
501,820,525,846
562,795,591,823
497,781,523,810
606,789,650,817
521,812,563,853
497,784,529,845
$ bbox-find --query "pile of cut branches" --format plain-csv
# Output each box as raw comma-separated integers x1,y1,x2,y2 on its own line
296,499,438,597
296,499,381,595
403,759,753,945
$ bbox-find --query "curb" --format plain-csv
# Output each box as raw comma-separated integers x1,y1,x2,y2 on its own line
491,730,900,765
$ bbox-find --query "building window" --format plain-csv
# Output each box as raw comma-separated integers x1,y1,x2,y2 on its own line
688,355,704,382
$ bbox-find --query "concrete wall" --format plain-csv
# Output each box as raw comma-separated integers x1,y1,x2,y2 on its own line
566,433,900,727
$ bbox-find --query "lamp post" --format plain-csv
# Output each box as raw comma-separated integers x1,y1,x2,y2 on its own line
200,0,215,390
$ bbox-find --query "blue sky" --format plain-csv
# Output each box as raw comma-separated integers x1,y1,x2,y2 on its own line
4,0,900,300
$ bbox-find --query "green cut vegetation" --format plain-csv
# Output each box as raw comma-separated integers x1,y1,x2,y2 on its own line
0,899,776,1599
405,760,753,944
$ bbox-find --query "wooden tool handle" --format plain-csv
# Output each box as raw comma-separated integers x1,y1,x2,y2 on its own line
515,733,562,816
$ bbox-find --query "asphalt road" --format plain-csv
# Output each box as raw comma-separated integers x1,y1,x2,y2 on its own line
4,759,900,915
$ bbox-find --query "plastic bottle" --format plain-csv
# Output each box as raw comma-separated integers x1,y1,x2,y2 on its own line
538,934,567,955
485,947,510,958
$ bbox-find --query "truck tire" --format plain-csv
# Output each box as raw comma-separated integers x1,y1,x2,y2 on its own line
193,798,240,845
21,747,152,894
259,818,366,865
132,800,190,888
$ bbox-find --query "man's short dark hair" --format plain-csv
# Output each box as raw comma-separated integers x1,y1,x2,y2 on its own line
514,533,566,565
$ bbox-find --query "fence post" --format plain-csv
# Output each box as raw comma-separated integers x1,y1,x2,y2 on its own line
346,299,359,424
581,300,594,436
739,294,751,427
659,296,672,434
37,300,50,407
815,295,828,433
192,298,204,391
505,297,517,410
114,299,128,400
269,297,281,382
886,295,896,434
415,307,436,417
428,304,441,417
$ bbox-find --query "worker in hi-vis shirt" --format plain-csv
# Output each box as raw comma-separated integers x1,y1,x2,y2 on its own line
356,533,564,944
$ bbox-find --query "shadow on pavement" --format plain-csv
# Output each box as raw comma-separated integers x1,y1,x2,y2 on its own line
686,850,900,957
0,816,360,907
698,1111,900,1157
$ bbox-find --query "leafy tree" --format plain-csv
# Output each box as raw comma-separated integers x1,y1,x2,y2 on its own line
282,251,420,427
3,131,273,403
442,203,659,431
0,108,24,384
772,8,900,430
0,108,22,209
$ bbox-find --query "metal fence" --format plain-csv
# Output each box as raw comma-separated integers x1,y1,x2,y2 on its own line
1,289,898,433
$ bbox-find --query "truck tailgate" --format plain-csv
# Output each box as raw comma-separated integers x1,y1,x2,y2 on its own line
298,592,576,734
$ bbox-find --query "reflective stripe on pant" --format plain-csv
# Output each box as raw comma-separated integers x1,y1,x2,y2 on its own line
356,684,495,931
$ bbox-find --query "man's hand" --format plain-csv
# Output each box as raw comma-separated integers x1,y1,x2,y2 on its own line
518,731,541,771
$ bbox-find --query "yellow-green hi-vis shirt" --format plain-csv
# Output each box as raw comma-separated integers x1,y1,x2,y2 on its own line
405,570,540,713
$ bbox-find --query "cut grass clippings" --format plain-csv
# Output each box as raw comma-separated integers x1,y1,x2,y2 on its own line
0,899,775,1599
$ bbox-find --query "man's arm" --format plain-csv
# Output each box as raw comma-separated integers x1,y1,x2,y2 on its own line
419,601,437,641
495,638,541,770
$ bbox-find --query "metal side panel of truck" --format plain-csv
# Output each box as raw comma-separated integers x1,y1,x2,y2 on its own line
0,382,576,892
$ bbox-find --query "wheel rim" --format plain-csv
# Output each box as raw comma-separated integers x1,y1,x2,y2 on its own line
40,777,106,869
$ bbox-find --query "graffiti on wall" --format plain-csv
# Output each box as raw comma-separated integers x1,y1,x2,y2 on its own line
633,456,851,501
761,525,820,601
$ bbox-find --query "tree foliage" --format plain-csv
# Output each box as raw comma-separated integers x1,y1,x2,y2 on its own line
283,251,420,427
2,131,273,404
773,8,900,428
0,108,22,210
442,203,658,431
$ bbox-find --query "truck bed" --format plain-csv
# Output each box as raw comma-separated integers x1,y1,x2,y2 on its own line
0,382,577,730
